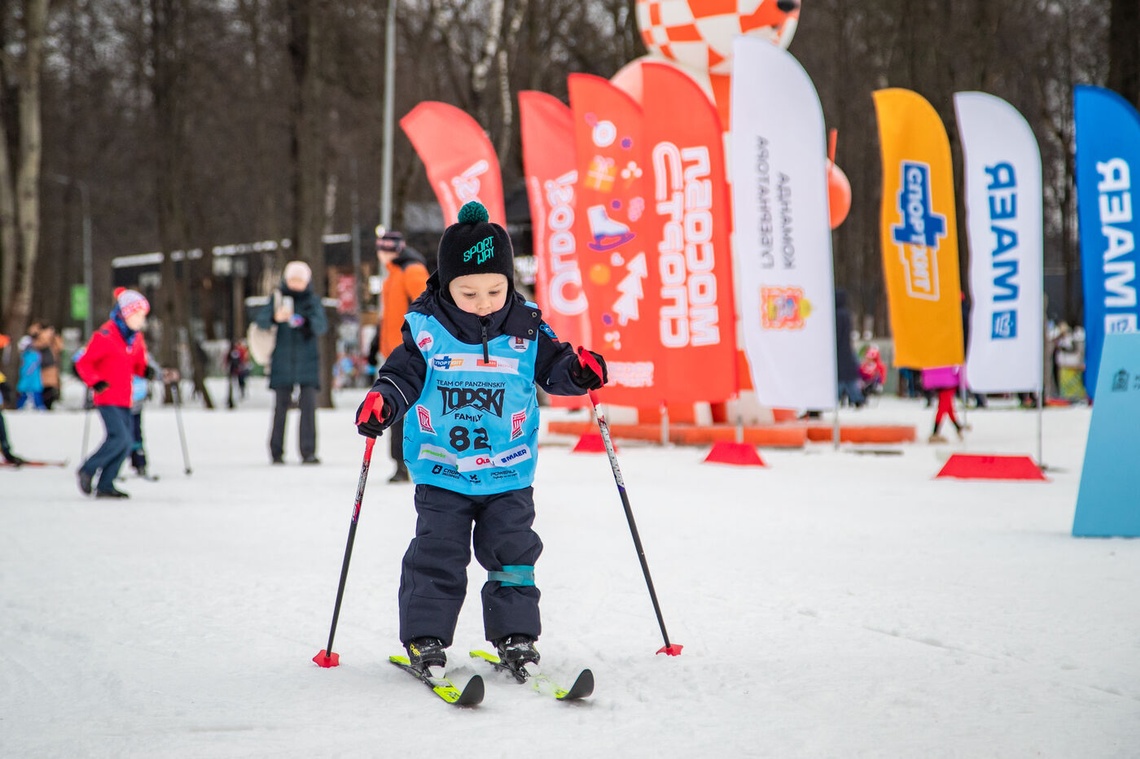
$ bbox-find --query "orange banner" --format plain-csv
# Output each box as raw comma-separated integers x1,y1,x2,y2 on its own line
873,88,964,369
639,61,738,403
519,91,591,407
568,73,662,407
399,102,506,225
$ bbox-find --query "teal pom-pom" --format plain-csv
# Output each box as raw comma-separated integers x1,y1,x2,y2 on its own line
457,201,489,224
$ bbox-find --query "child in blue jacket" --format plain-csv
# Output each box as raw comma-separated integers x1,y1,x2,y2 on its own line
355,201,607,676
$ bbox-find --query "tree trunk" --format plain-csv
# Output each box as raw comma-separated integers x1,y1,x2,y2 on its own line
1107,0,1140,108
150,0,214,408
1,0,48,382
289,0,334,408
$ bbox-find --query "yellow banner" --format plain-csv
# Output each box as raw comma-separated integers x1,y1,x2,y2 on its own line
873,88,964,369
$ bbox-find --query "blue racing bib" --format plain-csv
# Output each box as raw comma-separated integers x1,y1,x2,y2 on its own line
403,311,540,495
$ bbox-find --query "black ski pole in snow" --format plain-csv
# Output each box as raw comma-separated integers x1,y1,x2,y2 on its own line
171,379,192,475
578,348,683,656
314,397,382,668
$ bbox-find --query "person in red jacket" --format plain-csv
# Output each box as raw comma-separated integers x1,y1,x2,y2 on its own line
858,344,887,396
75,289,153,498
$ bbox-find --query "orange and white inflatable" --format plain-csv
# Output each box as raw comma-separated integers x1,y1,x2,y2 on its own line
629,0,850,229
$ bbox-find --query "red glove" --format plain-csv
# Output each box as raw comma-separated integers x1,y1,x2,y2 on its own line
355,391,392,438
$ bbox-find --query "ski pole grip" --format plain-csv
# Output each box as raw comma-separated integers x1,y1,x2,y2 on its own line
577,346,603,378
577,347,605,406
357,391,386,425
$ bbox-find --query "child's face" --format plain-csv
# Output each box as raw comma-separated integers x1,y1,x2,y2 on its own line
125,311,147,331
448,273,509,317
285,275,309,292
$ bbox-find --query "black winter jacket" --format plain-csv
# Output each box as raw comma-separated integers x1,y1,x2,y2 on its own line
370,274,585,424
254,282,328,389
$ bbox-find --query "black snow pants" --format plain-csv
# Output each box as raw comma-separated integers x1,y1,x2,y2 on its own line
399,484,542,647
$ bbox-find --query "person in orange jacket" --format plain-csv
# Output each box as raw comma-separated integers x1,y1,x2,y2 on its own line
367,229,429,483
75,289,153,498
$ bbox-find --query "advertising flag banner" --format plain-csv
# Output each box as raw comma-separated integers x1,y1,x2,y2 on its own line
399,102,506,225
955,91,1044,393
639,61,738,404
1073,332,1140,537
1074,84,1140,398
568,73,662,407
730,37,836,409
519,91,590,407
873,88,964,369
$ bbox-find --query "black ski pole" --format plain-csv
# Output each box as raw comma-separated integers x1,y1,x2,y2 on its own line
578,348,682,656
314,417,380,668
171,379,192,475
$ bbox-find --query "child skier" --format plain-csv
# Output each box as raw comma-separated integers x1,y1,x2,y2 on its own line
75,289,154,498
923,365,966,444
16,334,45,410
128,346,163,479
858,344,887,397
355,201,607,677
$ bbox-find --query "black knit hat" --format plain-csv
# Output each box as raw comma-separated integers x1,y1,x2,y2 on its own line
436,201,514,292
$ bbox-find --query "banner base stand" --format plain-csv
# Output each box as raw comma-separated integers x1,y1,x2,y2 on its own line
572,433,610,453
935,454,1047,481
703,442,766,467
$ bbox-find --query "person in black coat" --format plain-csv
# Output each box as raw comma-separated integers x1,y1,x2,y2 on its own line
254,260,328,464
835,290,865,407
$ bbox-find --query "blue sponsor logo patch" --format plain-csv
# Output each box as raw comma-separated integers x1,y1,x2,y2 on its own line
991,310,1017,339
892,162,946,248
890,162,947,300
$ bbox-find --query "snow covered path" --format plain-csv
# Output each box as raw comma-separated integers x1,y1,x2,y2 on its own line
2,383,1138,758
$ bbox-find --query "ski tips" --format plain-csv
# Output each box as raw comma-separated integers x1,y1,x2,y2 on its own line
657,643,683,656
313,649,340,668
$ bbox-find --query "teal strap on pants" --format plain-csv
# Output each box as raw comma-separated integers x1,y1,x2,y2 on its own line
488,565,535,587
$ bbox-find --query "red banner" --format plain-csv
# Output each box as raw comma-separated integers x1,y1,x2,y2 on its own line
399,102,506,225
568,73,662,407
519,91,591,408
639,61,738,403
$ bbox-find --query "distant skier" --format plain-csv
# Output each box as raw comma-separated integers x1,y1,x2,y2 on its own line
0,336,27,466
355,201,608,677
15,334,45,410
127,348,165,480
75,289,154,498
923,365,966,444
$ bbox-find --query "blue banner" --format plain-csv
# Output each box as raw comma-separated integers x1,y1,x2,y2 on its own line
1072,332,1140,537
1074,85,1140,398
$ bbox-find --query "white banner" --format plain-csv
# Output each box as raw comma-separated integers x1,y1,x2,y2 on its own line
731,38,836,409
955,91,1044,393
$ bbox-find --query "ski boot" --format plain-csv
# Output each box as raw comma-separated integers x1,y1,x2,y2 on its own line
495,634,540,677
406,637,447,676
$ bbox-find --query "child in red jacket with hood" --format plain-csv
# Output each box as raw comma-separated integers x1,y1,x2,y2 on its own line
75,289,153,498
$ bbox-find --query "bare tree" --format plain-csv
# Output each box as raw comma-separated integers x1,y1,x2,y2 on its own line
0,0,48,379
15,0,1130,376
149,0,214,407
287,0,336,407
1107,0,1139,107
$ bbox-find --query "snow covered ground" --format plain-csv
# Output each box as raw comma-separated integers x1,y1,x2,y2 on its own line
2,379,1138,758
